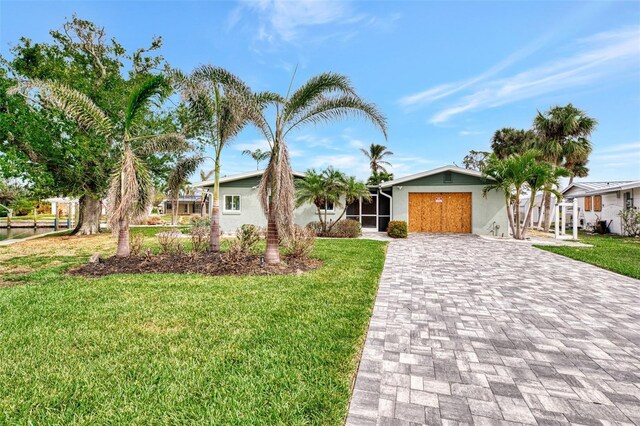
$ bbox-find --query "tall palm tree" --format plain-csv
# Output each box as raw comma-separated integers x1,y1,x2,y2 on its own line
295,169,339,233
367,170,394,185
249,72,387,264
172,65,255,252
361,143,393,174
10,76,188,256
534,104,597,230
199,168,214,181
242,148,271,170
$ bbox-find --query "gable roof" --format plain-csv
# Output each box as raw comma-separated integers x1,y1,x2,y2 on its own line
584,180,640,195
561,181,636,195
192,169,306,188
378,165,488,188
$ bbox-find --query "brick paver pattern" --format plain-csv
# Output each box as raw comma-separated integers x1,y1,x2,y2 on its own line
347,234,640,425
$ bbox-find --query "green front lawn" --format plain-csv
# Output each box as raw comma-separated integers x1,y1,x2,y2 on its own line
536,233,640,279
0,231,386,424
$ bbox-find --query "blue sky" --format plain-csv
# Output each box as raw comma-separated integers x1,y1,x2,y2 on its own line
2,0,639,183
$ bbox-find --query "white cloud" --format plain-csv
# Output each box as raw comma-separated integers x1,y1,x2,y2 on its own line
459,130,484,136
233,139,271,152
399,26,640,124
595,141,640,154
233,0,399,46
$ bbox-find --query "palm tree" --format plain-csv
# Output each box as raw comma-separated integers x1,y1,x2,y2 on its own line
367,170,394,185
10,76,188,256
199,169,214,181
483,150,568,240
295,169,339,233
361,143,393,175
534,104,597,230
331,175,371,229
172,65,255,252
249,72,387,264
242,148,271,170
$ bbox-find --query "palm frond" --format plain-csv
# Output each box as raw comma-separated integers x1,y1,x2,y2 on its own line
258,142,295,241
136,133,191,155
168,155,204,195
286,95,388,139
9,79,114,137
124,74,168,132
191,65,252,96
283,72,356,122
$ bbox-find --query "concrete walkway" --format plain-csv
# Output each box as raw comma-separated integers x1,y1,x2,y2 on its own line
347,234,640,425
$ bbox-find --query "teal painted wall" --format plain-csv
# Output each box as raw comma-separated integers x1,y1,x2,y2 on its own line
401,171,486,186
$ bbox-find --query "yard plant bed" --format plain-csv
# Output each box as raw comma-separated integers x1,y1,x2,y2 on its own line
536,233,640,279
0,230,386,424
69,253,322,277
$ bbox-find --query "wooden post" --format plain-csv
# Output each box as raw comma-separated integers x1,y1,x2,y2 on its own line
33,208,37,228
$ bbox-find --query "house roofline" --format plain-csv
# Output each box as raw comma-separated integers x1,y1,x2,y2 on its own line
378,165,489,188
584,180,640,195
192,169,306,188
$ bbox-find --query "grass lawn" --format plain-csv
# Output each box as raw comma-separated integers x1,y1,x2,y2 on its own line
0,229,386,424
536,233,640,279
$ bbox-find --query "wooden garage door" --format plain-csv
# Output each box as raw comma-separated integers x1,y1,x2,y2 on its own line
408,192,472,233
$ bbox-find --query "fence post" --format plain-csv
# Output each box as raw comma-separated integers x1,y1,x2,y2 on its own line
572,198,578,240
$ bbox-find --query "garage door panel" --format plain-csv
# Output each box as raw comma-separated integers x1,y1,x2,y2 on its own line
409,192,471,233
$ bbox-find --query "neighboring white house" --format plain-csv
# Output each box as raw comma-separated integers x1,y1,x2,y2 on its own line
192,166,508,236
561,181,639,234
157,194,210,216
518,193,558,226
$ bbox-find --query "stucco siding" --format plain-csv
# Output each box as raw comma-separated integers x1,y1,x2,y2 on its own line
390,185,509,236
573,187,640,235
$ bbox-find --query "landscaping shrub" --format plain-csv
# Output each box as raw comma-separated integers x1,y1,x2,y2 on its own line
129,235,145,256
190,216,211,228
283,225,316,258
190,225,209,252
157,229,183,254
145,215,162,225
236,224,261,254
619,208,640,236
306,219,361,238
387,221,408,238
330,219,362,238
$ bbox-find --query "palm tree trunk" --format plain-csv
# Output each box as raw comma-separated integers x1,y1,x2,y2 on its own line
514,190,522,239
209,161,221,252
521,191,538,239
504,195,516,237
115,219,130,257
542,188,552,232
264,198,280,264
328,205,348,233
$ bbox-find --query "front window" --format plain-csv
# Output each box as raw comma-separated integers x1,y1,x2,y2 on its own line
224,195,241,212
322,201,334,212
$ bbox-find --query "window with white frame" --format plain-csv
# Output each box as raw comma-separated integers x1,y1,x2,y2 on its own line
224,195,241,212
321,201,334,212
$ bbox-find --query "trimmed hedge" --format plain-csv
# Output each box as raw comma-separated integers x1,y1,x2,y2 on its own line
306,219,362,238
387,221,408,238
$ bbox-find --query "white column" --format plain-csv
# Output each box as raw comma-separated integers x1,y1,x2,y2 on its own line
572,198,578,240
71,202,76,224
554,204,560,239
561,203,566,236
51,202,57,216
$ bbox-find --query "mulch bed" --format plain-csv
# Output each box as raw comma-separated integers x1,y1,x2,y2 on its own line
68,253,322,277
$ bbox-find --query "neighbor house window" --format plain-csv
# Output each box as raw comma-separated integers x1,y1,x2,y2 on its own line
624,192,634,209
224,195,241,212
165,202,172,210
585,196,592,211
183,204,189,213
443,171,453,183
594,195,602,212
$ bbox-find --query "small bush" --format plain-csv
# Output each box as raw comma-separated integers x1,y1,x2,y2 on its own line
191,225,209,252
306,219,361,238
157,229,183,254
145,215,162,225
283,225,316,258
129,235,145,256
387,221,408,238
329,219,362,238
236,224,262,254
190,216,211,228
619,208,640,237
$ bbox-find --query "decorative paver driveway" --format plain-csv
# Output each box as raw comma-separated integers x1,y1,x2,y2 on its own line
347,234,640,426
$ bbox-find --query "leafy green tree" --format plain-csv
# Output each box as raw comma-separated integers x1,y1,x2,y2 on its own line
0,16,172,235
171,65,256,252
533,104,597,230
490,128,536,159
250,72,387,264
242,148,271,170
11,76,188,256
462,150,490,171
